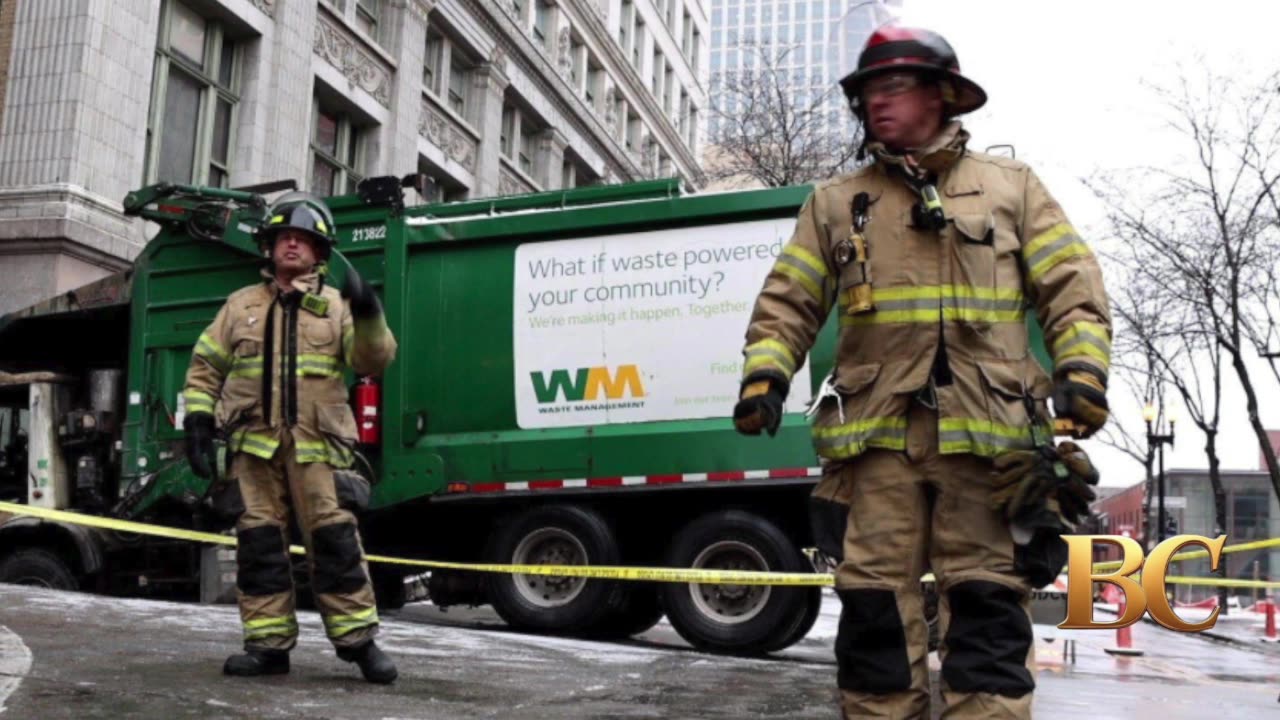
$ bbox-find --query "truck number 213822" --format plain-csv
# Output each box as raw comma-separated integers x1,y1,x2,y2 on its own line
352,225,387,242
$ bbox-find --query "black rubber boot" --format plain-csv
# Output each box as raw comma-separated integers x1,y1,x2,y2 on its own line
223,648,290,677
336,640,397,684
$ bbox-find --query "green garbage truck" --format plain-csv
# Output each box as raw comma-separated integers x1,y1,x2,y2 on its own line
0,176,844,655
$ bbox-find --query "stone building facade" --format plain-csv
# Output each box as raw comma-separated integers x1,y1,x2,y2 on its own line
0,0,708,315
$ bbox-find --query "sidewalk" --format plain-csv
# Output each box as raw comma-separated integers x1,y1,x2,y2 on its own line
1096,601,1280,653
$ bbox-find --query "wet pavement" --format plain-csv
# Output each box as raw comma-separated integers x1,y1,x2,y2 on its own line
0,584,1276,719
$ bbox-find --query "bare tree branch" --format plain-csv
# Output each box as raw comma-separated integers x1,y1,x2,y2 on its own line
706,42,864,187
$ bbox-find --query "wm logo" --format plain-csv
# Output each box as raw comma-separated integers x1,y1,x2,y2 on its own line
531,365,646,403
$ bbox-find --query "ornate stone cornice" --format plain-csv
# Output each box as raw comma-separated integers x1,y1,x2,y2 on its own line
420,94,479,172
249,0,274,18
314,11,393,107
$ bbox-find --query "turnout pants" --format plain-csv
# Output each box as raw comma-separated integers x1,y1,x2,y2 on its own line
813,404,1035,719
231,432,378,651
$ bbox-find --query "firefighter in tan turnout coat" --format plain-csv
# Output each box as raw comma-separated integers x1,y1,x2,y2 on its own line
733,24,1112,719
182,192,399,683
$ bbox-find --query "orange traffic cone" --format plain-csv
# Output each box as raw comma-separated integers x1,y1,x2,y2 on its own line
1105,596,1145,657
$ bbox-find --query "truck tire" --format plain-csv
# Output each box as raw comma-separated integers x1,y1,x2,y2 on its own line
587,583,664,639
0,548,79,590
763,585,823,652
660,511,809,655
486,505,622,633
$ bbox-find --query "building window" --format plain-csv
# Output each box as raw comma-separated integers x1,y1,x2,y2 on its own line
586,58,603,109
500,105,516,159
664,66,675,113
570,34,586,89
423,28,444,92
533,0,552,49
501,99,542,180
356,0,380,39
448,50,472,116
423,22,477,123
418,159,469,204
626,114,641,154
146,0,240,187
519,128,536,176
562,159,575,189
633,19,645,69
652,50,663,95
619,0,632,48
310,100,364,195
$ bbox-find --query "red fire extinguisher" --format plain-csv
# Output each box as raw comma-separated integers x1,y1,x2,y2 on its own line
354,377,380,445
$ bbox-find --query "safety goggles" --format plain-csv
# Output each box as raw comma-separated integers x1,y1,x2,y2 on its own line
860,72,925,102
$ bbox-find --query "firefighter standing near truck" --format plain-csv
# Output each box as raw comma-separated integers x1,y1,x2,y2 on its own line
181,192,400,683
732,21,1111,720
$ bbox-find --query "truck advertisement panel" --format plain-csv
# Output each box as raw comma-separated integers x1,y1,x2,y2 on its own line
513,218,814,429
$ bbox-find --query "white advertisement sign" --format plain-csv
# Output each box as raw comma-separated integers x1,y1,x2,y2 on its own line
514,218,813,429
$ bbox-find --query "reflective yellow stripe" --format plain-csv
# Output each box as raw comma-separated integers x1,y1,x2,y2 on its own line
327,442,354,468
195,333,231,373
295,440,328,464
297,353,342,377
773,260,823,301
937,418,1044,457
1024,224,1089,284
812,417,908,459
342,325,355,365
323,607,378,638
243,615,298,641
228,356,263,379
842,307,1025,326
872,285,1024,301
783,244,830,279
743,338,797,379
1052,321,1111,371
233,430,279,460
773,244,830,302
183,389,215,415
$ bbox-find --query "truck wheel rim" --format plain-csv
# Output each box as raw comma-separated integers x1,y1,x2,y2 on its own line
512,527,589,608
687,541,772,625
11,574,57,589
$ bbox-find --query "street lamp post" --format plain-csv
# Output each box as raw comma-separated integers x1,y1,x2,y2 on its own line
1144,403,1177,543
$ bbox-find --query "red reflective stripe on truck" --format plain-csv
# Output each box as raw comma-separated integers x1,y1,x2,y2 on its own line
587,477,624,487
768,468,812,479
707,471,746,482
528,480,563,490
473,483,505,493
647,474,683,484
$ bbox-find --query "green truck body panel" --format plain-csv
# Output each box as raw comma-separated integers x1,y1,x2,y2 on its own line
5,178,1051,520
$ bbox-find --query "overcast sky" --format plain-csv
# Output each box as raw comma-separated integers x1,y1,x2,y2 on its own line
884,1,1280,486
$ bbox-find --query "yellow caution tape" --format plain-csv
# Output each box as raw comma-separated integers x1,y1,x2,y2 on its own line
1162,576,1280,590
0,501,833,587
1091,535,1280,573
3,501,1277,590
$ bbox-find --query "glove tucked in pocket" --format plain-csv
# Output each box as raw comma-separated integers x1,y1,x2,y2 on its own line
333,469,371,514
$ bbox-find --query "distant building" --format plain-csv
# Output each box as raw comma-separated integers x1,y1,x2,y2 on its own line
1090,455,1280,604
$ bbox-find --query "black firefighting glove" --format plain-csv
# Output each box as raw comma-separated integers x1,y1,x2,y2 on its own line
1052,365,1109,438
342,266,384,320
1054,441,1101,524
732,376,788,437
991,442,1099,527
183,411,218,480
